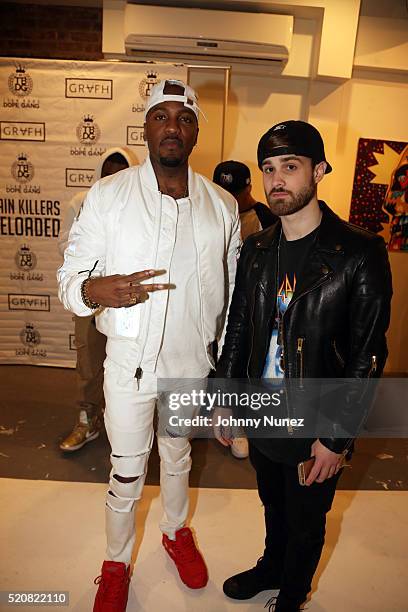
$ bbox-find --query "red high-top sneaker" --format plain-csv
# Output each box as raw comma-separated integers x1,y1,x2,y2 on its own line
93,560,130,612
162,527,208,589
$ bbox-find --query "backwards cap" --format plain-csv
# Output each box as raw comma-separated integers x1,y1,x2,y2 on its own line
144,79,201,120
257,120,332,173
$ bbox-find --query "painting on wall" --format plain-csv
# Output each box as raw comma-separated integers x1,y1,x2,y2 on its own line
349,138,408,251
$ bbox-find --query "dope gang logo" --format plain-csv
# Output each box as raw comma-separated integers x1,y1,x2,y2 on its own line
8,64,33,97
20,323,41,346
139,71,159,100
76,115,101,145
11,153,34,183
16,322,47,357
6,152,40,194
15,244,37,270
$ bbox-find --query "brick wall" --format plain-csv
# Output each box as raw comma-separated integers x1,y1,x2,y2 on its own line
0,2,103,60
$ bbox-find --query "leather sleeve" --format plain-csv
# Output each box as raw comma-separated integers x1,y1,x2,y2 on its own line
215,238,255,379
217,201,242,356
320,236,393,454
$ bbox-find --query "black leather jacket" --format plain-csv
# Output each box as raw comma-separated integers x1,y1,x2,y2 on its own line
216,202,392,458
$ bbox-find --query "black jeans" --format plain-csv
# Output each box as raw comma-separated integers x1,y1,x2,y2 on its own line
249,442,342,605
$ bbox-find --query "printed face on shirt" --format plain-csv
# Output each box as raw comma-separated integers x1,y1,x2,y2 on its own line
144,100,199,169
261,154,323,217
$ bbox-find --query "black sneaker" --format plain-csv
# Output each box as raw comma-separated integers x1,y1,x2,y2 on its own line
223,557,281,600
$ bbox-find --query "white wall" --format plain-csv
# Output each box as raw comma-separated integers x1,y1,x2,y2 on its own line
102,1,408,372
187,11,408,373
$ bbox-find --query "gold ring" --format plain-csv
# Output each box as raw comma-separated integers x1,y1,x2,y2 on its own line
129,294,138,305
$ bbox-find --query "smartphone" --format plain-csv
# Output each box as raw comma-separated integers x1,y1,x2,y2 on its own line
297,457,315,486
298,452,348,486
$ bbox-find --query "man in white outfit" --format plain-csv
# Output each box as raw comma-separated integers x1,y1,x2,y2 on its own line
58,80,240,612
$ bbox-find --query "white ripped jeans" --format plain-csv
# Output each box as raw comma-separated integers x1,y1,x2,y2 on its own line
103,359,205,564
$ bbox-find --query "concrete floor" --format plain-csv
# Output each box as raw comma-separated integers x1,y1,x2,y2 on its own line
1,479,407,612
1,365,407,611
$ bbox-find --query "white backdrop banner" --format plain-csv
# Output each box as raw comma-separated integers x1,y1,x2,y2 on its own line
0,58,187,367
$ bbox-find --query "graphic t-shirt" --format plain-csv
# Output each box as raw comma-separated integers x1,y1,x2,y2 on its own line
262,226,319,380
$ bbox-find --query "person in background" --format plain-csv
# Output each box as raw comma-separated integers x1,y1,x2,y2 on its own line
58,80,240,612
213,160,277,240
58,147,137,452
212,160,277,459
214,121,392,611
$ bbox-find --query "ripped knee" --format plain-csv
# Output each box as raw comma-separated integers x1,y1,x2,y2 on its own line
106,451,150,512
113,474,140,484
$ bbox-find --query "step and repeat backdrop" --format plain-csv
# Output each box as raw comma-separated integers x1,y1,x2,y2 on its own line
0,58,187,367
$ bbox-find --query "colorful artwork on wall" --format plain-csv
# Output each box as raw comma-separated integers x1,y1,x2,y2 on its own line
349,138,408,251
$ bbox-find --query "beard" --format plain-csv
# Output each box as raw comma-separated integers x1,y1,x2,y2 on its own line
267,181,316,217
159,137,184,168
159,156,183,167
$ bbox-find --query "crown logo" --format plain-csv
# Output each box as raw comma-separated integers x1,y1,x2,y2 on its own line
18,153,27,162
25,323,35,331
20,244,30,252
15,63,26,74
146,71,158,79
83,114,94,123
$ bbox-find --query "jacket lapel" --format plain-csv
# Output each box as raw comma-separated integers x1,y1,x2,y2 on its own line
257,201,345,305
288,202,345,306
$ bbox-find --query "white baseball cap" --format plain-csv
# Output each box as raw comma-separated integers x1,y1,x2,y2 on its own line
144,79,201,120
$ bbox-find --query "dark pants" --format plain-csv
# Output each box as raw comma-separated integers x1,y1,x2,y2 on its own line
249,442,342,605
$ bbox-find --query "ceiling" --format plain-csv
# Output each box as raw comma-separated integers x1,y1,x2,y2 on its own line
7,0,408,18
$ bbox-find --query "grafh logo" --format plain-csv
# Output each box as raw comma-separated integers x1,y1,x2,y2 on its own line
11,153,34,183
20,323,41,346
76,114,101,145
15,244,37,270
139,71,159,100
8,64,33,97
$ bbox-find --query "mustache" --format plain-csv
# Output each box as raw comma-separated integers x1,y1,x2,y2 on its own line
269,188,292,195
161,136,183,146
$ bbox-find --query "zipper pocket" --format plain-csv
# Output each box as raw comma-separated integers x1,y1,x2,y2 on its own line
368,355,377,377
296,337,305,389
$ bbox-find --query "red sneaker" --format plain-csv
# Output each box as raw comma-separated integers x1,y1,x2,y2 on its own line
93,561,130,612
162,527,208,589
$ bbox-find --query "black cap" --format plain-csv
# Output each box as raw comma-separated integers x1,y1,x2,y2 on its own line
257,120,332,173
213,160,251,194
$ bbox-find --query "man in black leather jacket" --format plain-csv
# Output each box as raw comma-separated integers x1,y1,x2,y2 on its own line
214,120,392,612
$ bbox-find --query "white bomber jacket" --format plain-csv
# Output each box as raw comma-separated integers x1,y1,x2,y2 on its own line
58,156,241,379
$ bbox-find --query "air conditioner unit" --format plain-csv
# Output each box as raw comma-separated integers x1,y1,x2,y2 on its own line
124,4,293,67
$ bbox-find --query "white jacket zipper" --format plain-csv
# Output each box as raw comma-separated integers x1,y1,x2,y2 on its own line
134,191,164,389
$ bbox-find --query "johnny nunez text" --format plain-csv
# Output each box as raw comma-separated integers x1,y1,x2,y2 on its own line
167,415,305,429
